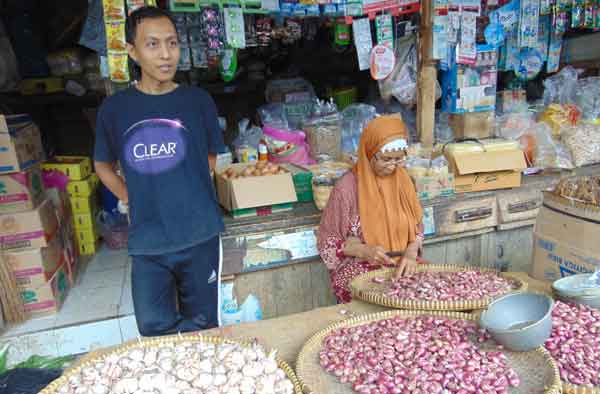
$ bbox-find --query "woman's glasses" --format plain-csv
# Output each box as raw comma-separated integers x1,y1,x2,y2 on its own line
375,152,407,167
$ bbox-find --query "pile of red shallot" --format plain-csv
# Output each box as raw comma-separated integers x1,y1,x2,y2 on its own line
545,301,600,386
319,315,520,394
384,271,517,301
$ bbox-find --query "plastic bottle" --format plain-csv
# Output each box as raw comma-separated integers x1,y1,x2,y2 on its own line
258,139,268,162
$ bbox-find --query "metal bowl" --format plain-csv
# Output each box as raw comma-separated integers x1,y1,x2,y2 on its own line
554,292,600,310
480,292,554,352
552,274,600,298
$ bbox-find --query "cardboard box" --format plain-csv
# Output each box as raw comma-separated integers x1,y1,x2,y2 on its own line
0,199,59,251
446,149,527,193
43,156,92,181
449,111,494,139
73,212,96,231
413,174,455,201
67,174,99,197
70,194,98,215
215,164,298,212
45,187,72,225
19,263,69,317
230,203,294,219
78,239,101,256
60,220,79,286
6,234,64,288
0,114,45,174
531,193,600,282
0,166,45,213
75,226,100,245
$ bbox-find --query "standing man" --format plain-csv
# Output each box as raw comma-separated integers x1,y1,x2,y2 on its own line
94,6,225,336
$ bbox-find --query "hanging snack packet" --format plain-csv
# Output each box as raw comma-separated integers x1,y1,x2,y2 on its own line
103,0,126,21
108,52,130,82
105,21,127,51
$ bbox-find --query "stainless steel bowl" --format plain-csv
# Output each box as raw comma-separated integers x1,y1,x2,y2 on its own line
552,274,600,309
480,292,554,352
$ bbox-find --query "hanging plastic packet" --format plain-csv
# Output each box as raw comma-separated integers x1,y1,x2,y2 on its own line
256,17,273,47
219,47,238,82
375,14,394,49
484,13,506,48
519,0,540,48
584,0,595,27
126,0,144,14
105,21,127,51
224,7,246,49
458,8,479,65
334,20,351,46
352,18,373,71
178,47,192,71
572,0,585,27
596,1,600,28
370,45,396,80
515,48,544,80
547,33,563,73
447,0,461,43
433,0,449,60
540,0,552,15
108,52,129,82
537,16,550,62
552,0,569,34
102,0,126,21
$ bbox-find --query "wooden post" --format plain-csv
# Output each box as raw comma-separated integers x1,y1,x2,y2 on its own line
417,0,437,149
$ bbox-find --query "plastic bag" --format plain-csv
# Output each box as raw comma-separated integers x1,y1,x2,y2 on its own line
232,119,263,163
524,122,575,170
379,35,441,106
575,77,600,124
495,112,537,140
303,99,342,162
340,104,376,157
265,78,315,103
435,113,454,144
258,103,289,130
562,123,600,167
539,104,581,136
97,211,128,250
263,125,315,165
542,65,579,105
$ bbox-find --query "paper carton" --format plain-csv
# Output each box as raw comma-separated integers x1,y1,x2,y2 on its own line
70,194,98,215
0,114,45,174
0,165,45,213
446,149,527,193
45,187,72,225
6,233,64,288
43,156,92,181
19,263,69,317
67,174,99,197
449,111,494,139
0,199,59,251
215,164,298,212
531,192,600,282
413,174,455,201
60,220,79,286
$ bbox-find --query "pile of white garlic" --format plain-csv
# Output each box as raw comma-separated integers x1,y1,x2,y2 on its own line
54,340,296,394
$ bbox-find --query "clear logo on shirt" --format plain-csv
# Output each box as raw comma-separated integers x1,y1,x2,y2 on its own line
123,119,187,174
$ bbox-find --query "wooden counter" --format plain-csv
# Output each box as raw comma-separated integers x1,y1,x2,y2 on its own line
219,165,598,320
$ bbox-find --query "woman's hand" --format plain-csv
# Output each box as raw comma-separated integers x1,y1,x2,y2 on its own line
343,237,393,266
394,242,419,279
360,245,394,266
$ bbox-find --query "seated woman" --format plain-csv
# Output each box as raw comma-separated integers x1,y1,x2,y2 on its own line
317,115,424,303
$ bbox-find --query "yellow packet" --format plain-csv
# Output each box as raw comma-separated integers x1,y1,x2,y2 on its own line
108,53,130,82
103,0,126,21
146,0,157,6
105,22,127,52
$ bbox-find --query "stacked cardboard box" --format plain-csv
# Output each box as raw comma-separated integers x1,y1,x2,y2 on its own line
0,114,72,318
43,156,101,256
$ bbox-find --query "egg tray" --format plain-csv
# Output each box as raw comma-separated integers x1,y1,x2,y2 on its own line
39,334,303,394
296,309,562,394
350,264,527,311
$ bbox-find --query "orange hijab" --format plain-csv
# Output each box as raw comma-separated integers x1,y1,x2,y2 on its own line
353,116,423,252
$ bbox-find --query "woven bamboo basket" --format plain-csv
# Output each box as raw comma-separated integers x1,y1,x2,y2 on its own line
350,265,527,311
296,309,562,394
39,334,303,394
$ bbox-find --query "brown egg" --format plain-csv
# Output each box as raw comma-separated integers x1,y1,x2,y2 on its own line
242,167,253,177
256,161,267,170
222,173,230,180
252,169,262,176
277,169,286,174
